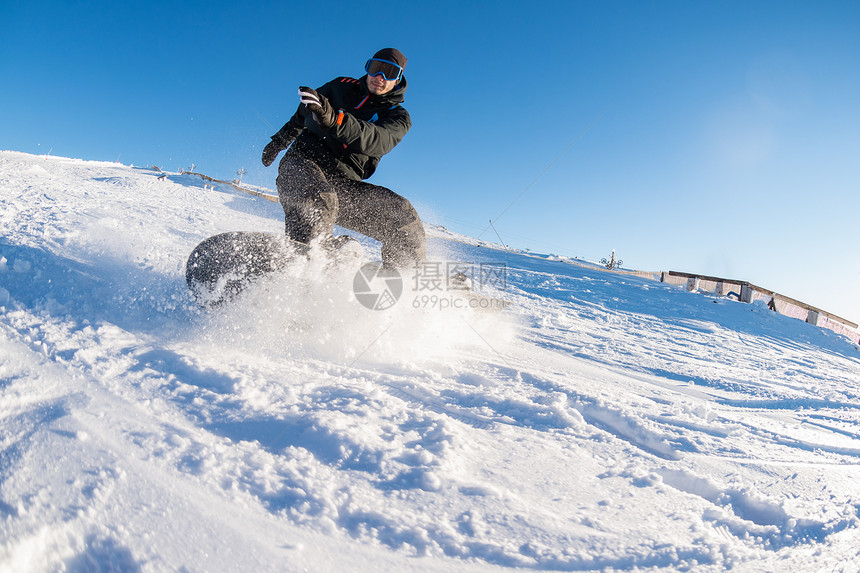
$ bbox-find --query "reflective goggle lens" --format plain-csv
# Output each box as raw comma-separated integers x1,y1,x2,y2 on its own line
365,58,403,81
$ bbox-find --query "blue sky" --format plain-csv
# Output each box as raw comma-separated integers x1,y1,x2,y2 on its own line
3,0,859,324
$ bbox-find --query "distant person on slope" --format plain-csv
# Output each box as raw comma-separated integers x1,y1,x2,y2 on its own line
261,48,425,269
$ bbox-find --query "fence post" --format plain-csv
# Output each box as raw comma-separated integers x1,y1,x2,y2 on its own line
686,277,700,292
740,284,754,303
806,310,821,326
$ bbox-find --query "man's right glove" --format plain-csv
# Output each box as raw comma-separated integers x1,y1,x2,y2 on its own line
299,87,337,130
261,139,284,167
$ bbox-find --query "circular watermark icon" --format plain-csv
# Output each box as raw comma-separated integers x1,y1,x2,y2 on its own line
353,263,403,310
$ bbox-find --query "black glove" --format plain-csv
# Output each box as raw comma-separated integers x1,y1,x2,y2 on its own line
261,139,283,167
299,86,337,130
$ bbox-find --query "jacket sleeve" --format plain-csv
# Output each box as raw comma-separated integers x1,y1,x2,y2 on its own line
270,104,306,147
328,107,412,158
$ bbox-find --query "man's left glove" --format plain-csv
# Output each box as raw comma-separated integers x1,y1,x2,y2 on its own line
261,140,284,167
299,87,337,130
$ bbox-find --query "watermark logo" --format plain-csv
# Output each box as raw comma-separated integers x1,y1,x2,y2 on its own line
353,262,507,311
353,263,403,310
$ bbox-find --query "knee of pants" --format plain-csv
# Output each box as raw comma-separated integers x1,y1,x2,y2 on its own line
277,174,324,205
381,234,426,268
284,192,338,236
377,197,424,246
381,216,426,265
386,196,423,230
276,153,330,201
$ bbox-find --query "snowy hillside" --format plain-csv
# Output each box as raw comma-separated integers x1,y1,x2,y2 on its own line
2,150,860,572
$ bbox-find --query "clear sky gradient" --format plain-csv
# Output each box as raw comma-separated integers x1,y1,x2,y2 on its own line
3,0,859,324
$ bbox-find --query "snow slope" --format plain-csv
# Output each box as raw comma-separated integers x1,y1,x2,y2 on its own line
1,150,860,572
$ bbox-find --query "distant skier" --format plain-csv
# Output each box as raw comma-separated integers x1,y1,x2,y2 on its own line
261,48,425,269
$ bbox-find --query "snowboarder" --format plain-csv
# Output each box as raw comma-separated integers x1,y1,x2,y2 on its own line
261,48,426,269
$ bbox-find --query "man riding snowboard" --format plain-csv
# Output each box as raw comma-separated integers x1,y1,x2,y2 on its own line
261,48,425,270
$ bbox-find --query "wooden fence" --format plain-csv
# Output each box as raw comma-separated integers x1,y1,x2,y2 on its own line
538,256,858,343
659,271,859,343
182,171,280,203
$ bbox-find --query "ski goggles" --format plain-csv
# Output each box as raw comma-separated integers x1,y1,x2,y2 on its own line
364,58,404,82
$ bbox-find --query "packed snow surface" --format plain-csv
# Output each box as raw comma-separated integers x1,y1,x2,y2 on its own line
1,150,860,572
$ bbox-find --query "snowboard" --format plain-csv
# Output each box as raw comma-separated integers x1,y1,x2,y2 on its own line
185,231,309,306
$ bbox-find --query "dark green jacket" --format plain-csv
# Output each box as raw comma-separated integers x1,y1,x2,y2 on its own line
271,76,411,181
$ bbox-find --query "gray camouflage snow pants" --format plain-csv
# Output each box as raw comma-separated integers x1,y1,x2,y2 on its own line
276,151,426,269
